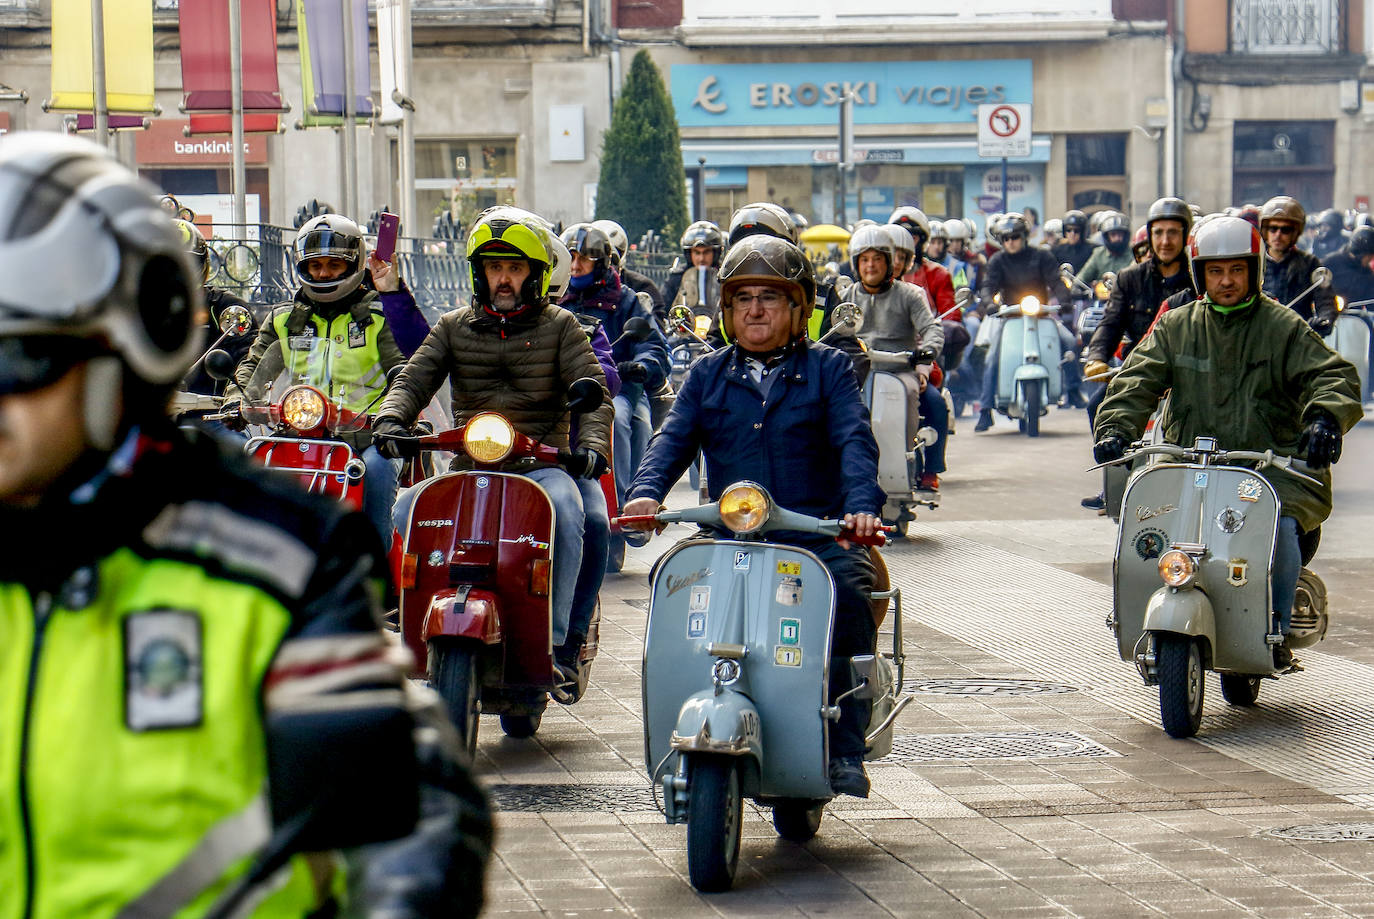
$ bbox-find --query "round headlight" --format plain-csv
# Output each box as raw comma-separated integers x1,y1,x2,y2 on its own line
719,481,770,534
1019,296,1043,317
1158,550,1196,588
282,385,326,431
694,315,713,336
1093,281,1111,300
463,412,516,464
1336,296,1346,312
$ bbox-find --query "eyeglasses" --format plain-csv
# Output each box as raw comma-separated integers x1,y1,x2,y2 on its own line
1265,224,1298,236
1005,234,1025,242
732,291,790,310
0,337,102,396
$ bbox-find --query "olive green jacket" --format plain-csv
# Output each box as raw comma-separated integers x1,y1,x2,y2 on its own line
1095,294,1362,531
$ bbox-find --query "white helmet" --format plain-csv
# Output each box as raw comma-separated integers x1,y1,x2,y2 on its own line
545,234,573,299
883,224,915,265
591,218,629,266
1188,215,1263,295
945,219,972,243
849,224,895,275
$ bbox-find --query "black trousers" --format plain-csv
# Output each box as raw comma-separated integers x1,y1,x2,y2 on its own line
803,537,878,759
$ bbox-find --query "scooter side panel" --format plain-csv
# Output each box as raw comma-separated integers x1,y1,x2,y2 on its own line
1332,312,1371,403
1035,317,1065,403
865,372,913,498
643,541,834,801
495,476,557,687
1195,466,1279,673
995,316,1026,409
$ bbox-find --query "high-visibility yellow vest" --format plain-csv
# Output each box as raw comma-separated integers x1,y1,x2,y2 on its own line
272,305,386,415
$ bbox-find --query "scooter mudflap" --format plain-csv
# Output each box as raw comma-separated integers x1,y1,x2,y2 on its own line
643,540,835,802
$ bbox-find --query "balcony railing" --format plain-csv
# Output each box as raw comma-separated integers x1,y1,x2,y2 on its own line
1231,0,1341,55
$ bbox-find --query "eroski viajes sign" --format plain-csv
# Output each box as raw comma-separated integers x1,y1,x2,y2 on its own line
671,59,1032,128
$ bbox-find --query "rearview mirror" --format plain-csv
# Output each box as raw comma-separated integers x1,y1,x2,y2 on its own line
1058,262,1076,278
621,315,653,343
830,301,864,335
954,286,972,307
217,304,255,338
1312,266,1332,289
204,349,237,381
567,377,604,414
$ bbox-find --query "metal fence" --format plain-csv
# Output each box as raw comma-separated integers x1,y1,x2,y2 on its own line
204,224,471,322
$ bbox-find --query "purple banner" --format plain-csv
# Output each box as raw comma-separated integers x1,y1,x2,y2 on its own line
303,0,373,116
73,114,147,131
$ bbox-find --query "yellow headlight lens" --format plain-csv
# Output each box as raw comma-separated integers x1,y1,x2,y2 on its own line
463,413,516,463
1158,550,1196,588
282,386,326,431
1094,281,1111,300
719,481,770,534
694,315,712,336
1336,296,1346,312
1019,296,1043,317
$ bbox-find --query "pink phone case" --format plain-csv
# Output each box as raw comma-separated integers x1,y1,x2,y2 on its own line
374,213,400,261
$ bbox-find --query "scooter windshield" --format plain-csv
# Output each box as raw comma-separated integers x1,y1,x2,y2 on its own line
242,337,380,434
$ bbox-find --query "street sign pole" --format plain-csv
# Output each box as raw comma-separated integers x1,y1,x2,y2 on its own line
1001,157,1008,214
837,92,853,226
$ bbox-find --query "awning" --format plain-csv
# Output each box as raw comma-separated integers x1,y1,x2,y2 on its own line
683,135,1051,169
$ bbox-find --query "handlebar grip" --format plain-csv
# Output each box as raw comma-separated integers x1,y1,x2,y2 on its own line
838,524,893,547
610,515,660,527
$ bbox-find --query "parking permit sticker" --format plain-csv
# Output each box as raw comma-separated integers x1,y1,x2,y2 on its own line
779,618,800,645
734,551,751,571
775,646,803,667
687,611,707,638
776,576,803,606
689,585,711,612
776,560,801,575
1194,471,1209,488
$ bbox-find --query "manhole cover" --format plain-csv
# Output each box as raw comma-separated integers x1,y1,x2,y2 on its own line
909,678,1079,696
488,783,659,812
1270,823,1374,841
880,730,1118,761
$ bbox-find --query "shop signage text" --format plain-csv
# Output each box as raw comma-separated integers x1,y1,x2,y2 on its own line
135,119,268,167
672,60,1032,128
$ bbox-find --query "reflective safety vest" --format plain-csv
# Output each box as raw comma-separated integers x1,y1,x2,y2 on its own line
272,301,387,415
0,549,326,918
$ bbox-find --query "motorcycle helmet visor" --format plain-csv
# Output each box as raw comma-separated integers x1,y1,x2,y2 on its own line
0,335,106,395
293,225,361,264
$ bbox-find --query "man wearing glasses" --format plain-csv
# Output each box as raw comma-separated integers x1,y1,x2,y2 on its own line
1259,196,1338,337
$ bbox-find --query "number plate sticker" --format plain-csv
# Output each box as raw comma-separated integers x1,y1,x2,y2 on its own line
779,617,801,645
689,585,711,612
775,646,803,667
687,611,707,638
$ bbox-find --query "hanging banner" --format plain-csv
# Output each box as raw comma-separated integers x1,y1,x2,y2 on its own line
376,0,408,125
187,113,281,135
49,0,155,113
298,0,373,120
178,0,286,116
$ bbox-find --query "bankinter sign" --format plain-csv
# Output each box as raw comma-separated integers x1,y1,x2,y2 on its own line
671,59,1031,128
135,119,268,166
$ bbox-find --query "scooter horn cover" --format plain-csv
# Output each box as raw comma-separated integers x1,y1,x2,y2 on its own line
719,235,816,339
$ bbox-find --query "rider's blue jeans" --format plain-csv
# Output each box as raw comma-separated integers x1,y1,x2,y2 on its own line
362,445,401,551
919,384,948,475
392,465,584,647
1274,515,1302,633
613,388,652,507
568,476,610,648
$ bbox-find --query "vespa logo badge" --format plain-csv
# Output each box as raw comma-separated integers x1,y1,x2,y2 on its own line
1228,559,1249,587
693,76,727,114
416,519,454,528
1238,478,1264,503
1135,503,1177,522
1216,507,1246,534
666,567,713,597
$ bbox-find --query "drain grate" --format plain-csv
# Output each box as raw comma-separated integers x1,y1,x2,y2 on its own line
1269,823,1374,842
880,730,1118,762
489,783,659,813
909,678,1079,696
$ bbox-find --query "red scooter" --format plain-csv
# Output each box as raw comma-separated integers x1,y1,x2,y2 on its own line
388,380,606,755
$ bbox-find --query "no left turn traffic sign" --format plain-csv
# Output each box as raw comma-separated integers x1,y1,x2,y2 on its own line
978,103,1031,158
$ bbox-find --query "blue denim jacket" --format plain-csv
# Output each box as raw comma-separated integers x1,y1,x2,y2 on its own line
627,340,884,521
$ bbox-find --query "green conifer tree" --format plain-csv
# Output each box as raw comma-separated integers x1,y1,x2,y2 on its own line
595,50,688,247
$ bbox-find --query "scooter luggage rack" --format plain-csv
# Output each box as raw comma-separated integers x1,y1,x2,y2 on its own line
246,435,363,501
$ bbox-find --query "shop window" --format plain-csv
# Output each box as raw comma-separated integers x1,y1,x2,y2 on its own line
404,138,518,235
1232,120,1334,209
1066,134,1127,177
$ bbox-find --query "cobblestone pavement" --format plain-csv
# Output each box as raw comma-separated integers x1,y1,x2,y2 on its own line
477,407,1374,917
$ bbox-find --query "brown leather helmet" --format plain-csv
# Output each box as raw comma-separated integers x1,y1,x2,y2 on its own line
1259,195,1307,235
719,235,816,339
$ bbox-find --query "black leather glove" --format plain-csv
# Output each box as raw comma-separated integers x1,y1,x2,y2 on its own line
373,418,417,460
616,360,649,384
219,400,246,431
1309,315,1335,337
564,448,609,480
1298,412,1342,468
1093,433,1128,464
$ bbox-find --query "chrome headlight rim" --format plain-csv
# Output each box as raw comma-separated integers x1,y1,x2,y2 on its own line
718,480,772,535
1158,549,1197,589
463,412,517,464
281,384,327,432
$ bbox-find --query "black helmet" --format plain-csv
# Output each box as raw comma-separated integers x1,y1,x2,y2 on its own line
1349,226,1374,259
1062,210,1088,234
727,202,798,247
1146,196,1194,237
1317,208,1344,234
174,218,211,283
997,212,1030,241
559,222,614,268
294,214,367,303
718,235,816,339
0,132,202,440
680,220,724,261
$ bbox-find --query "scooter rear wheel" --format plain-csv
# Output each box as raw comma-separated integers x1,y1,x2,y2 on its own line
1220,673,1262,706
772,799,824,842
686,755,743,892
500,711,543,738
429,639,480,759
1157,635,1204,738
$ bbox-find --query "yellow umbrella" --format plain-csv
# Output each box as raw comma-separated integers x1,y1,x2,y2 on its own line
799,223,851,261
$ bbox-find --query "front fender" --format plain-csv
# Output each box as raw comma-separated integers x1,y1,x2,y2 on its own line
422,587,502,645
1012,364,1050,383
1143,585,1216,643
669,690,763,761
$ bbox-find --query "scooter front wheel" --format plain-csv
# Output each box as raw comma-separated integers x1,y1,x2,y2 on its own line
1024,383,1042,437
772,799,824,842
1220,673,1262,707
429,638,481,759
1157,635,1204,738
686,754,743,892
